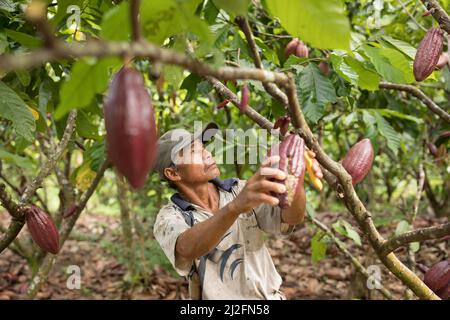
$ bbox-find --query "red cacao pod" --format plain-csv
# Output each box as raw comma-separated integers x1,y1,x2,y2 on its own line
104,66,158,189
267,134,305,208
25,206,60,254
295,40,309,58
239,84,249,112
63,204,79,219
285,38,300,57
413,28,444,81
273,116,291,136
423,260,450,293
435,131,450,147
436,53,448,69
436,283,450,300
217,99,229,109
427,142,439,157
319,62,331,76
342,138,374,185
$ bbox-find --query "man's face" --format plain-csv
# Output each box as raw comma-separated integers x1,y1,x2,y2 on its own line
172,139,220,184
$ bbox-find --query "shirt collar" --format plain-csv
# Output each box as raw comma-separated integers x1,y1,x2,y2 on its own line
170,178,239,211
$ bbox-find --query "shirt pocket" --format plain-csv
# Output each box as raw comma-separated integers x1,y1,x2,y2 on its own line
239,212,265,252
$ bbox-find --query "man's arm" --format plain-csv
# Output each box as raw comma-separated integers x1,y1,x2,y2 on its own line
175,156,286,263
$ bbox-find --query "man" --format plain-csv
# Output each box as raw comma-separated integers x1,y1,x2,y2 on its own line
153,124,322,300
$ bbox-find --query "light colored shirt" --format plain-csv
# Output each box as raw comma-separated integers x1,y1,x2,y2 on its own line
153,178,294,300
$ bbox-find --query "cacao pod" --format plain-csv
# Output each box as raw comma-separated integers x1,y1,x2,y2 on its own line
342,138,374,185
436,283,450,300
423,260,450,293
104,66,158,189
217,99,230,109
413,28,444,81
25,206,60,254
436,53,449,69
285,38,300,57
319,62,330,76
435,131,450,147
239,84,249,112
295,40,309,58
422,10,431,17
273,116,291,136
63,204,79,219
267,134,305,208
427,142,439,157
304,151,323,191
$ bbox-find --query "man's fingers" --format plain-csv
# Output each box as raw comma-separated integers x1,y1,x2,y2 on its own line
259,167,287,180
312,160,323,178
257,193,280,207
257,180,287,194
261,155,280,168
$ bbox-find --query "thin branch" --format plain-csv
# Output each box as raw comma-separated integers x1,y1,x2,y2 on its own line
420,0,450,34
397,0,427,32
235,16,289,106
308,216,393,299
379,82,450,123
130,0,142,42
0,40,289,85
0,110,77,254
381,222,450,256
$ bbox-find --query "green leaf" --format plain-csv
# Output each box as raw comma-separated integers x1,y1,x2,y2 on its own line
0,81,35,141
372,112,400,155
100,2,131,41
76,110,101,140
83,141,106,172
51,0,84,27
381,36,416,60
140,0,213,45
15,70,31,87
54,57,120,119
4,29,43,48
212,0,250,16
409,242,420,253
395,220,410,236
39,79,54,116
365,108,422,124
0,148,33,169
0,0,16,13
297,64,337,122
204,0,220,25
362,45,414,84
265,0,351,51
311,230,328,263
343,56,380,91
332,220,362,246
180,73,202,102
0,32,8,54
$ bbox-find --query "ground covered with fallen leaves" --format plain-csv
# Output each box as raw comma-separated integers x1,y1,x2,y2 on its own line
0,211,448,300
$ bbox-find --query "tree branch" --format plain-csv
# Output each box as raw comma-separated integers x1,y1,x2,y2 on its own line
25,0,56,48
420,0,450,34
379,82,450,123
0,110,77,254
0,40,289,85
235,16,289,106
308,216,393,300
381,222,450,256
130,0,142,42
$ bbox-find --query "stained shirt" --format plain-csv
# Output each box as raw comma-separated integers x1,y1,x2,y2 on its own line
153,178,294,300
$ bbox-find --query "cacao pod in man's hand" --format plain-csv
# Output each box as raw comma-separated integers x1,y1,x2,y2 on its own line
342,138,374,185
268,134,305,208
25,206,60,254
104,65,158,189
413,28,444,81
423,260,450,298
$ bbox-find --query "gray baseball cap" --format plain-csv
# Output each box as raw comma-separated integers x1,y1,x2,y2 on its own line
154,122,219,180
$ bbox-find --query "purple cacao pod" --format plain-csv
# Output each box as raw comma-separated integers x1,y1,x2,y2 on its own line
423,260,450,293
342,138,374,185
25,206,60,254
413,28,444,81
104,66,158,189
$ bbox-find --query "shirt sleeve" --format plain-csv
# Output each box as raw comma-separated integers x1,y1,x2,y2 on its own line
235,179,294,236
153,205,193,276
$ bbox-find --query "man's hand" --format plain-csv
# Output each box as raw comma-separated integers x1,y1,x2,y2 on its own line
230,155,287,214
306,149,323,179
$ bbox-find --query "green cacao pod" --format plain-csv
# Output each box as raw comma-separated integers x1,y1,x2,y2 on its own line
413,28,444,81
104,66,158,189
342,138,374,185
423,260,450,293
25,206,60,254
268,134,305,208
